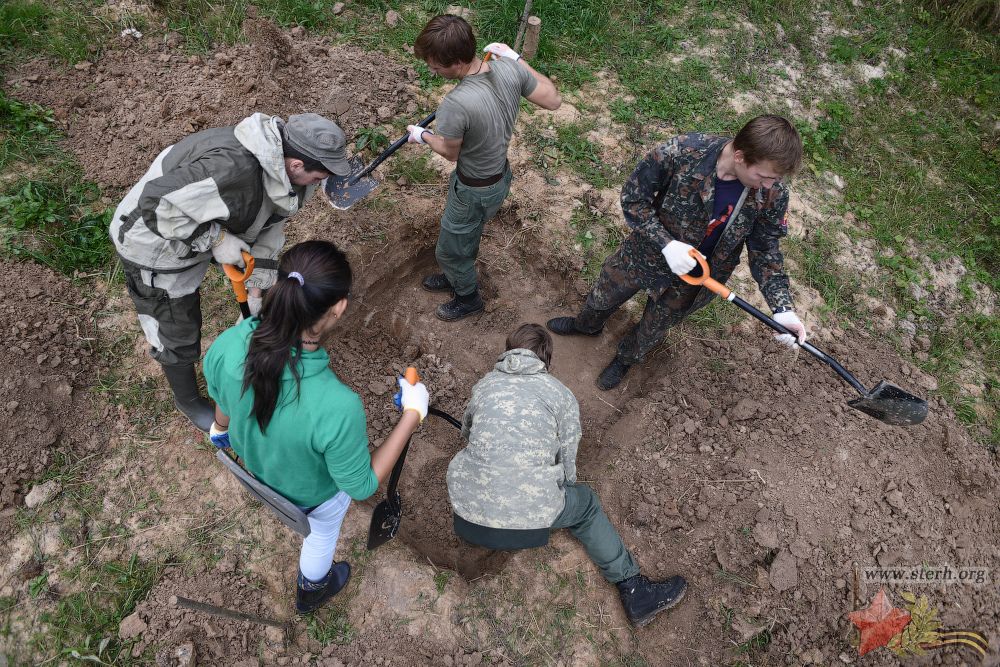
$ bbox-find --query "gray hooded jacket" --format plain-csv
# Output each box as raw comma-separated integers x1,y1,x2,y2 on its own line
109,113,316,290
447,349,582,529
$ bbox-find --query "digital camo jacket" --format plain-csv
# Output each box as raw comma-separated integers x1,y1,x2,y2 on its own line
619,133,794,313
447,349,582,530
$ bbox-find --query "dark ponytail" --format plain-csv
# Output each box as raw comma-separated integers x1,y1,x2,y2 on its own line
242,240,352,433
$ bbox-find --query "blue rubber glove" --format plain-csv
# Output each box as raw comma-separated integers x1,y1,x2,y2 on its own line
209,422,231,449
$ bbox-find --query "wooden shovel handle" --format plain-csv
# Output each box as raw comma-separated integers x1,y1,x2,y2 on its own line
222,251,255,303
678,248,732,299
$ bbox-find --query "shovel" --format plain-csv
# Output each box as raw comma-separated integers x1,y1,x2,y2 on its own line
367,370,462,551
324,112,436,210
679,249,928,426
367,367,420,550
222,250,256,319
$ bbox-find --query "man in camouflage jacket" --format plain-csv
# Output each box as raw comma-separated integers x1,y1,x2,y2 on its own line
110,112,350,431
548,115,809,389
447,324,688,627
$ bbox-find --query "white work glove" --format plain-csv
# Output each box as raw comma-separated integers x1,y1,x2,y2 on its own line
395,377,429,422
407,125,433,144
211,230,250,266
773,310,807,349
483,42,521,61
209,422,231,449
661,240,699,276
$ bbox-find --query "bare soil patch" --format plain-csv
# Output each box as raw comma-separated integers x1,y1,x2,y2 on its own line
0,261,110,538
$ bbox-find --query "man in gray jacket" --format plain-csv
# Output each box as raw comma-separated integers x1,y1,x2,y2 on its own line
110,112,350,431
448,324,688,627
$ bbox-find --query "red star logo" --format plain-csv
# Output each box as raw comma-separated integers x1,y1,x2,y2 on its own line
848,588,912,656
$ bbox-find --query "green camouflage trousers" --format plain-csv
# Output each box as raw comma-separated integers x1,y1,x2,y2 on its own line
575,238,705,365
436,167,513,296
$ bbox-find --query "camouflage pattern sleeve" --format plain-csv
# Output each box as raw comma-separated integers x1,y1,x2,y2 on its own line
556,391,581,484
747,185,794,312
620,139,681,249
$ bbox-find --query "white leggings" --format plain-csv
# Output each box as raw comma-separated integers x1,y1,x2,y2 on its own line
298,491,352,582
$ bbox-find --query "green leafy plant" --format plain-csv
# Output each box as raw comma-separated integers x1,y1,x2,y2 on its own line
354,126,389,154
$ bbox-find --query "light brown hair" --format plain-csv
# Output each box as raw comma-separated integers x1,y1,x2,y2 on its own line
505,323,552,368
733,114,802,175
414,14,476,67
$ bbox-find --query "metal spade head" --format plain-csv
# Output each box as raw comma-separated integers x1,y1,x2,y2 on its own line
323,156,379,210
367,491,402,550
847,380,929,426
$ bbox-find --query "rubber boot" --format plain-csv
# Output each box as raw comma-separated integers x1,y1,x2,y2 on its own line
421,273,453,292
617,573,687,627
436,290,484,321
597,356,632,390
546,316,601,337
296,562,351,614
161,363,215,432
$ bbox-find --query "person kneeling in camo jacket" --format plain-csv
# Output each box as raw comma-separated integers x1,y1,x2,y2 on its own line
447,323,688,627
109,112,350,431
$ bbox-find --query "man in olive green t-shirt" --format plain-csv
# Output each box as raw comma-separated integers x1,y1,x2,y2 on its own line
407,14,561,321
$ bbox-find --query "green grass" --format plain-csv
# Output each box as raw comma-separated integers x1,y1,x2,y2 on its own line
33,555,161,664
0,91,113,275
525,120,620,188
307,604,357,645
0,0,108,65
387,152,440,185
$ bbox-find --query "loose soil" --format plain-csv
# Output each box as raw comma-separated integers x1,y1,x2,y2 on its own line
2,21,998,667
0,262,110,539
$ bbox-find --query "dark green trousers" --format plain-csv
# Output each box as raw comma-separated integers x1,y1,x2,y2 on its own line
552,483,640,584
436,167,513,296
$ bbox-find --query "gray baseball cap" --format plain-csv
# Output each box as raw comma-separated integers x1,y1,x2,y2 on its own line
283,113,351,176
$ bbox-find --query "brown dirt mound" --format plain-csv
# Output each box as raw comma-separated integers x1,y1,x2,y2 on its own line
0,261,110,537
6,24,423,190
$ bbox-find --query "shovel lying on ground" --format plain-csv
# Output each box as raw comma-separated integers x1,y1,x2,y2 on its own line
222,250,256,319
679,249,928,426
367,369,462,551
324,112,436,210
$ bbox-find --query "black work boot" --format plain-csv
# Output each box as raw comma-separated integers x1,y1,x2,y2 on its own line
546,316,601,337
421,273,453,292
161,363,215,432
617,573,687,628
436,291,484,321
295,562,351,614
597,357,632,390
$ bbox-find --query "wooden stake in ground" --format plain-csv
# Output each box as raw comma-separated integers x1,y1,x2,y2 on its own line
522,16,542,60
513,0,534,52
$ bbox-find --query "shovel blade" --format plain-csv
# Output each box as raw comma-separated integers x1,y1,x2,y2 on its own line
323,156,379,210
366,491,402,551
847,380,928,426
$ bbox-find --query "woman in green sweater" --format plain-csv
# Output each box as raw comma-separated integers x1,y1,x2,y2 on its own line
204,240,429,614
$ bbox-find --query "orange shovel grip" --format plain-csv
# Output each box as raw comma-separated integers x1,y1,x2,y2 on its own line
678,248,732,299
222,251,255,302
403,367,420,385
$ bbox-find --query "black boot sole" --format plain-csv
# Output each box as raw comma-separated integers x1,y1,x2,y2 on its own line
629,583,687,628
